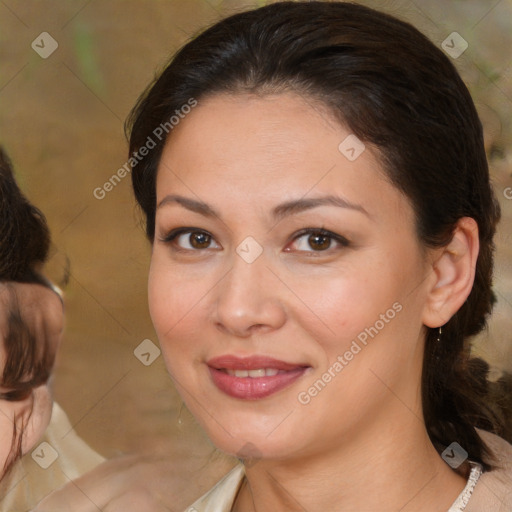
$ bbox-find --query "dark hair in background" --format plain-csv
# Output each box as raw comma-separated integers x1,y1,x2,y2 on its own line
0,147,55,475
126,1,512,470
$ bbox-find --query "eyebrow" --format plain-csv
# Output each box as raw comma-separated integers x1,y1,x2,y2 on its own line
156,194,370,221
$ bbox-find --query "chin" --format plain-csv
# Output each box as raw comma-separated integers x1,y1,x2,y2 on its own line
198,415,302,462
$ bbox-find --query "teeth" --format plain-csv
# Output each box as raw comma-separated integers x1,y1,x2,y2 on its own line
248,369,266,378
225,368,281,378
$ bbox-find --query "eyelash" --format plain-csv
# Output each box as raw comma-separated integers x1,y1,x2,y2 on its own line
159,227,350,255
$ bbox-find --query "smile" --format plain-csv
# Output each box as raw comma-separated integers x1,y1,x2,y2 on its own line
207,355,310,400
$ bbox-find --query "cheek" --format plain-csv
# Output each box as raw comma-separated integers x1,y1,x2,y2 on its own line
311,275,369,328
149,253,178,326
148,258,204,363
310,285,425,421
293,269,385,354
301,258,422,383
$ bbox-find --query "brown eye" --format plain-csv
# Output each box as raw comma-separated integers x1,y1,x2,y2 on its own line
160,228,220,251
306,233,331,251
289,228,349,253
187,232,212,249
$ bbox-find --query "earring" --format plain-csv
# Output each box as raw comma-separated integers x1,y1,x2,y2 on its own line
433,327,442,363
177,401,184,426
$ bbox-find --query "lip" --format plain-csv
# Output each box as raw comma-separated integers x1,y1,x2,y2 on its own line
207,355,310,400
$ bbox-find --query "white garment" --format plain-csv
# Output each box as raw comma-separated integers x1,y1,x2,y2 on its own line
183,464,244,512
447,462,482,512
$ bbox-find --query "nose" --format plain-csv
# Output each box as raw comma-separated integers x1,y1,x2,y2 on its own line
213,247,286,338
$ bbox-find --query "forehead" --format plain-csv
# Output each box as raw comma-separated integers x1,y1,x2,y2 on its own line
155,92,411,225
159,92,346,171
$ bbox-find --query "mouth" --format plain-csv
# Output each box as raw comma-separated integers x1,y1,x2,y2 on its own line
207,355,310,400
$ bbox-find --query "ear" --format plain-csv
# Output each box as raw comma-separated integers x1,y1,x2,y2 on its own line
422,217,479,328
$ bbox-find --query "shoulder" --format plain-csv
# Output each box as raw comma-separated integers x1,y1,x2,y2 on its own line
466,429,512,512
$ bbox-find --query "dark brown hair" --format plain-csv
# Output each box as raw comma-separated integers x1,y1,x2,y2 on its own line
0,147,56,475
126,1,510,469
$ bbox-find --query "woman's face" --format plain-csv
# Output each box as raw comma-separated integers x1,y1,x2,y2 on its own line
149,92,436,460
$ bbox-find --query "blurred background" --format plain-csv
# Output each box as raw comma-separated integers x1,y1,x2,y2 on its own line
0,0,511,503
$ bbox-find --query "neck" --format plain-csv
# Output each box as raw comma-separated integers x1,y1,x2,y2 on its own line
233,407,467,512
